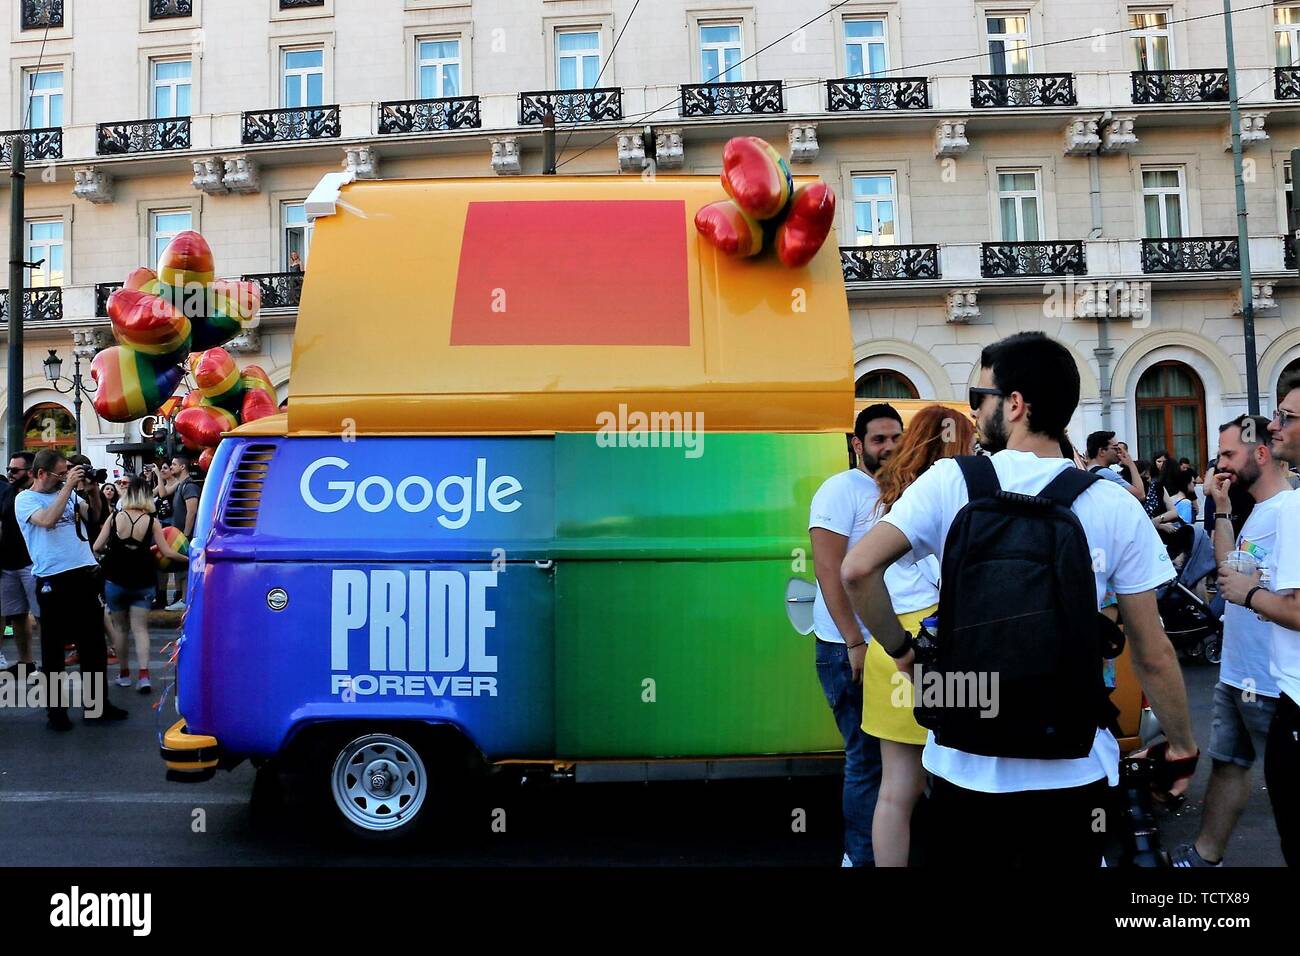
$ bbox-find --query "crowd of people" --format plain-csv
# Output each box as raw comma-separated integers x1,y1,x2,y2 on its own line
811,330,1300,868
0,450,194,731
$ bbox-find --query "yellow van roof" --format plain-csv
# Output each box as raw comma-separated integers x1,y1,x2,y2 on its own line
279,176,853,437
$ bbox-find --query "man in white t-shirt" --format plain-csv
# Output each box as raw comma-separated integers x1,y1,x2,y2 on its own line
807,403,901,867
1219,371,1300,866
843,332,1198,867
1174,415,1290,867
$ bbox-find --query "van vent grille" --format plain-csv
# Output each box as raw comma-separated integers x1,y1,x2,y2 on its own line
221,443,276,529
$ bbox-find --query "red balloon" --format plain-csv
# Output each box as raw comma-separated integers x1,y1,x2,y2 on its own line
241,388,278,425
175,405,238,450
776,181,837,268
720,137,793,221
694,200,765,258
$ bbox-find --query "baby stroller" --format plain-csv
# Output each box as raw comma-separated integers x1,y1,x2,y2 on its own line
1155,527,1223,663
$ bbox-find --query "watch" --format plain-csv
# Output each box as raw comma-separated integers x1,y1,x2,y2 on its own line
1244,586,1264,611
886,632,915,660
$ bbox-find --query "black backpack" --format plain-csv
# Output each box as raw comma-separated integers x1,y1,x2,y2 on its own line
917,455,1113,759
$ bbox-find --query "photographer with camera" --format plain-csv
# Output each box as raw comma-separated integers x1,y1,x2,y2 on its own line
15,450,124,731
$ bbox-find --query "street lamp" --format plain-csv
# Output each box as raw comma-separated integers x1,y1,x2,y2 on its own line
43,349,97,454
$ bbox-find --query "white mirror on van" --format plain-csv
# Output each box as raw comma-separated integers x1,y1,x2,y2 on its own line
784,577,817,636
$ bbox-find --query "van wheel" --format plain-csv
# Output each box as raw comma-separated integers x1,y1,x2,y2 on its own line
328,732,430,840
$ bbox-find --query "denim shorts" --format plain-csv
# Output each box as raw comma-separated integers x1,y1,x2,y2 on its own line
0,567,39,618
1208,681,1279,768
104,581,155,613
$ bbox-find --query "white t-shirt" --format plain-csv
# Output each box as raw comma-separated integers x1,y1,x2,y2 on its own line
1267,492,1300,704
808,469,880,644
1220,490,1291,698
14,489,97,579
882,450,1175,793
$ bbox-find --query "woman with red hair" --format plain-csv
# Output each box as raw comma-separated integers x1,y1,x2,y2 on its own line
860,404,977,866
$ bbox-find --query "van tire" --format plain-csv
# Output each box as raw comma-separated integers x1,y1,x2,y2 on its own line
325,730,434,842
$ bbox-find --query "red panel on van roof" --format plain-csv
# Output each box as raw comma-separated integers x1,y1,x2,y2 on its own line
449,200,691,346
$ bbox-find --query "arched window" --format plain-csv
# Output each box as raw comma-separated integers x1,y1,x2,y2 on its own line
1136,361,1206,471
23,402,76,454
855,369,918,400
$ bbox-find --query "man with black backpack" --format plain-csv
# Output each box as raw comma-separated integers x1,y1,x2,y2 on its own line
842,332,1198,867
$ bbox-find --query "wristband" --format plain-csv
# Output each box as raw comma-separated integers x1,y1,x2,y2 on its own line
844,640,865,650
1244,586,1263,611
885,632,915,660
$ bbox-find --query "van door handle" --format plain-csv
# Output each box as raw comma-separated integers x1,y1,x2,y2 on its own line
534,560,554,570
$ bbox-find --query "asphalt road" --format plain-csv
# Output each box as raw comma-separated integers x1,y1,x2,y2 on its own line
0,628,1284,867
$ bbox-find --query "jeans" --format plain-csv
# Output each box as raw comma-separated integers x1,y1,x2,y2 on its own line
36,566,107,719
1265,693,1300,867
815,638,882,866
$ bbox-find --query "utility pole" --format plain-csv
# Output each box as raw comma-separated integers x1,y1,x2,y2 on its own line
7,136,25,459
542,105,556,175
1225,0,1261,415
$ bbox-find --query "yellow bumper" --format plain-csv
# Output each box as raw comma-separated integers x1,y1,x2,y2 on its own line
161,718,220,781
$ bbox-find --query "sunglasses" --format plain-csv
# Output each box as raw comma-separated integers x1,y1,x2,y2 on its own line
1274,408,1300,429
968,386,1005,412
6,466,26,474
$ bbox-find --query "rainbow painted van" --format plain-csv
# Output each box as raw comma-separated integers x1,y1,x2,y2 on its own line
160,175,860,837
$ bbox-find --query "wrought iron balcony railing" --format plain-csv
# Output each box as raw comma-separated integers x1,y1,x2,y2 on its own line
97,118,190,155
1287,237,1297,271
243,272,304,310
981,241,1087,278
149,0,193,19
1276,66,1300,101
841,245,941,282
1141,237,1239,273
378,96,481,134
0,128,63,164
519,88,623,125
21,0,62,30
0,288,63,323
280,0,325,7
242,106,341,144
972,73,1077,108
96,282,125,318
680,80,784,117
826,77,930,111
1131,69,1229,104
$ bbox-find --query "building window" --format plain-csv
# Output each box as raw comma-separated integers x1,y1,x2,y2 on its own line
23,69,64,129
25,219,64,288
997,169,1042,242
1277,5,1300,67
1130,9,1173,70
844,17,888,78
418,38,461,98
151,209,192,269
855,370,918,400
1141,167,1187,238
282,47,325,108
851,174,897,246
1136,361,1206,471
23,403,76,454
557,30,601,89
283,201,313,271
700,22,743,83
987,15,1031,75
152,58,193,118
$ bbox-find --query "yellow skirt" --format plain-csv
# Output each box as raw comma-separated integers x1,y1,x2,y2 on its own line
860,605,936,746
